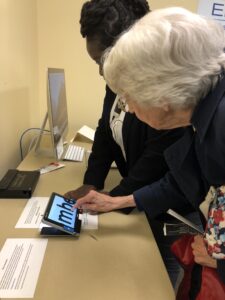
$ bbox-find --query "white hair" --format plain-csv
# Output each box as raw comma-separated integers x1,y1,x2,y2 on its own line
103,7,225,109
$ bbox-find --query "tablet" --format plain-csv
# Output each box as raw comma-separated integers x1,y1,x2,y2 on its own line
40,227,71,236
42,192,82,235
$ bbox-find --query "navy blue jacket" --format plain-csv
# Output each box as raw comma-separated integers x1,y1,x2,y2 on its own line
134,75,225,282
84,86,185,198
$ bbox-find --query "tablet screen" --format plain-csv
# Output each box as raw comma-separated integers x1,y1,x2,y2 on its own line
42,193,81,235
48,194,76,228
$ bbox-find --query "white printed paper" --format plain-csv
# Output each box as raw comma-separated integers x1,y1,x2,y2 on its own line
15,197,49,228
0,238,48,298
81,211,98,229
39,162,65,174
16,196,98,231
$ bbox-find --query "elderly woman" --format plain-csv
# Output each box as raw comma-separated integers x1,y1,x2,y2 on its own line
74,7,225,288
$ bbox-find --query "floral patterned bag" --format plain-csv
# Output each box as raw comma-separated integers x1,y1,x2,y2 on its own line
204,186,225,259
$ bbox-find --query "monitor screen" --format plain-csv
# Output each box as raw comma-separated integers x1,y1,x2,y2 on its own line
47,68,69,159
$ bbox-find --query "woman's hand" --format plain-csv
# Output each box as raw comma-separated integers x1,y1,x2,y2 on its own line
191,235,217,268
73,190,136,213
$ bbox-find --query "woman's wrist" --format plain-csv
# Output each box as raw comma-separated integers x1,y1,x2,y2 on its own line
115,195,136,209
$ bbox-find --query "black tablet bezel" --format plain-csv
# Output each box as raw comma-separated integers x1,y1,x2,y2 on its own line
42,192,82,236
40,227,72,236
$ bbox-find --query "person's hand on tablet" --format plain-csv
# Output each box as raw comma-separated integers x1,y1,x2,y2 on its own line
72,190,136,213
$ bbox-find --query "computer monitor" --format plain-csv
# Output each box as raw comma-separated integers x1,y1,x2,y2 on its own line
35,68,69,159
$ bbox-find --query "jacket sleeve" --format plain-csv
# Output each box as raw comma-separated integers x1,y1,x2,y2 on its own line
133,171,195,219
110,127,185,196
215,109,225,283
83,87,114,190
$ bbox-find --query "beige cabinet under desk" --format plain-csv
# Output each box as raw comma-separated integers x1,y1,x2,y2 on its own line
0,142,175,300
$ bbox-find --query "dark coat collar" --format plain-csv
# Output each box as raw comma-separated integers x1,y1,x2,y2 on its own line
191,74,225,142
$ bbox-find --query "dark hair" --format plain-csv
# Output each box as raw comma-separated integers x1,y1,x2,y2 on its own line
80,0,150,48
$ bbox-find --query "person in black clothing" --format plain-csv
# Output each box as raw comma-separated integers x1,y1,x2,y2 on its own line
66,0,184,208
65,0,186,288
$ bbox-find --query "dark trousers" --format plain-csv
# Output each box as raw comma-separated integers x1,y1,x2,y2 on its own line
146,211,203,289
